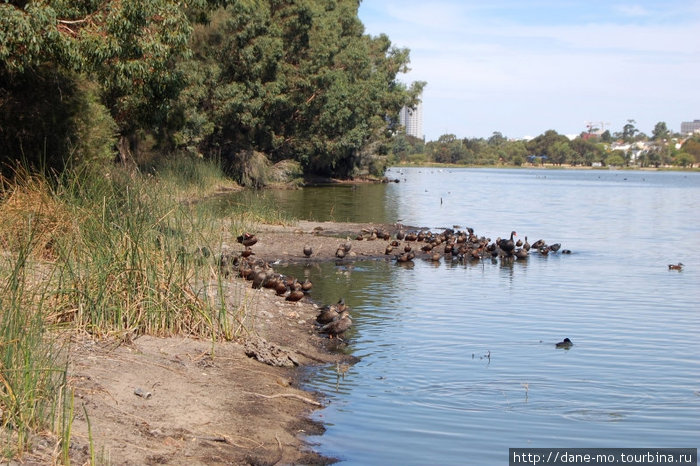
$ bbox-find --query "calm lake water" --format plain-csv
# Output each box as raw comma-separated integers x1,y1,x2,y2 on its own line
272,168,700,465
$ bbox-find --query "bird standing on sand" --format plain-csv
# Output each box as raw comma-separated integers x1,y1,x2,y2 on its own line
237,232,258,247
303,244,313,257
321,310,352,339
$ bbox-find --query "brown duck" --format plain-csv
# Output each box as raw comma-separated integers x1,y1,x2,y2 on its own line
237,233,258,247
286,289,305,302
320,310,352,339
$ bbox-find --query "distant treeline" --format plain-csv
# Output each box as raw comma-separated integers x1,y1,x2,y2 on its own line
391,123,700,168
0,0,424,183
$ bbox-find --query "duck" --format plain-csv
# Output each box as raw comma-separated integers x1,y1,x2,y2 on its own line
523,236,530,251
396,252,415,263
335,247,346,259
385,244,394,255
286,289,305,302
301,279,313,293
555,338,573,349
303,244,313,257
531,239,545,250
668,262,683,271
320,310,352,339
274,280,288,296
514,248,529,260
316,305,340,325
237,232,258,247
241,246,255,258
334,298,348,312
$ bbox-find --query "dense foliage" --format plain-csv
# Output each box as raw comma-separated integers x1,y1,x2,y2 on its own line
0,0,423,180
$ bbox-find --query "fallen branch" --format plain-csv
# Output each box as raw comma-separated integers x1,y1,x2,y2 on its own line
244,391,322,407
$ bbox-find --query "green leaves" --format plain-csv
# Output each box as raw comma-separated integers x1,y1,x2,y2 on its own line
2,0,422,179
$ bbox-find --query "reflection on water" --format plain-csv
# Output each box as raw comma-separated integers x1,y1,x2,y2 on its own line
213,183,396,223
277,169,700,465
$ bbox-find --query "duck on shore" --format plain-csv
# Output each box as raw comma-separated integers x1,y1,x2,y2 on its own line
320,310,352,339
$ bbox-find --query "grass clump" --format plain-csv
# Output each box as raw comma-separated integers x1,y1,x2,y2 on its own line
0,157,266,460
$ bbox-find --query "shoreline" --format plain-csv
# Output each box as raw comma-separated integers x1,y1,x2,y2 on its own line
50,220,400,465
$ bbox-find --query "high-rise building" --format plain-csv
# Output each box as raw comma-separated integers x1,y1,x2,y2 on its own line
680,120,700,135
399,102,424,140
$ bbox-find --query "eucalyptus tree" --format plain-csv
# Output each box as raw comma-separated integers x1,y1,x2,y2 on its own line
652,121,670,141
1,0,200,166
175,0,424,179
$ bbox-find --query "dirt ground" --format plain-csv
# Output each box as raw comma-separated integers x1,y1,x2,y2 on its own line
22,220,403,466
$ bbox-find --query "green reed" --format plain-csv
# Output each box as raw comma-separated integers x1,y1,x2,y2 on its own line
0,157,276,460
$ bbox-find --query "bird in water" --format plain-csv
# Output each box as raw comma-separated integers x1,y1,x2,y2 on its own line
498,231,517,255
514,248,529,260
668,262,683,271
555,338,573,349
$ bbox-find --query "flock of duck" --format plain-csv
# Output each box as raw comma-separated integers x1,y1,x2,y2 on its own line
387,227,570,264
220,227,575,341
221,233,353,339
223,227,685,350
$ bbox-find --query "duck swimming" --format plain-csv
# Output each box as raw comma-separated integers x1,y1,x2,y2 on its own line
668,262,683,271
555,338,573,349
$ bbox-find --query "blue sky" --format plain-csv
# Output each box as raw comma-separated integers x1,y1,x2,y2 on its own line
358,1,700,140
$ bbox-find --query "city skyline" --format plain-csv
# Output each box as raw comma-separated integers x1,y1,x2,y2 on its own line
358,1,700,141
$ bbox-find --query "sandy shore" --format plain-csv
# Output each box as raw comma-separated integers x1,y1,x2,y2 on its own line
27,220,401,465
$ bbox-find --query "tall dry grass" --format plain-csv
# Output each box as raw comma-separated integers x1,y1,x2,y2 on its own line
0,157,278,459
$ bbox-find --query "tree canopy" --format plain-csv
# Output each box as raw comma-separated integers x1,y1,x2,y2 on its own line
0,0,424,180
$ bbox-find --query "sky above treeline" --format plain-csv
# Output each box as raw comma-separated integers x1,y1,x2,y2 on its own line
358,0,700,141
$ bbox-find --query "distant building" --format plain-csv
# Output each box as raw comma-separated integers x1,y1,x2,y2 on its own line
399,102,423,140
680,120,700,135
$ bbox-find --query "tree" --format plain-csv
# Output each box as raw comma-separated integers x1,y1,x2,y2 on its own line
173,1,424,179
488,131,506,146
606,152,625,167
550,141,573,165
569,138,603,166
652,121,670,141
1,0,195,167
621,119,638,142
681,137,700,165
674,152,695,168
526,130,569,160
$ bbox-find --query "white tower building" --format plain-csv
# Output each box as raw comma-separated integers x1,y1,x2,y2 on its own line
399,102,424,140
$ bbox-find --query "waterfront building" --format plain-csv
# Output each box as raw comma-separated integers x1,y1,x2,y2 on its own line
680,120,700,135
399,102,424,140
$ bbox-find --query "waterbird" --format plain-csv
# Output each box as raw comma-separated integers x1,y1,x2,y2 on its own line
668,262,683,271
237,232,258,247
555,338,573,349
303,244,313,257
320,310,352,339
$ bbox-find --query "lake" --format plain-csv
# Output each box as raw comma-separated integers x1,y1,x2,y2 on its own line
274,168,700,465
